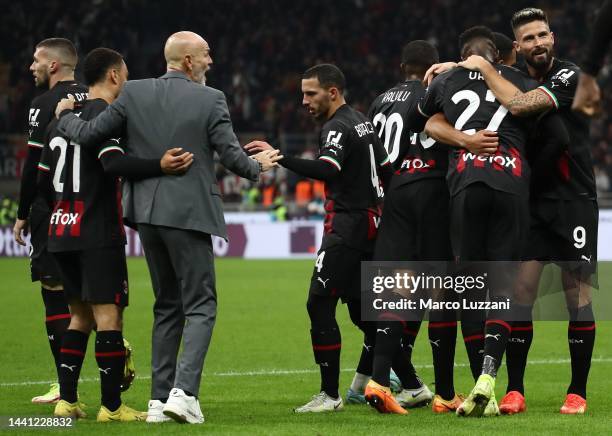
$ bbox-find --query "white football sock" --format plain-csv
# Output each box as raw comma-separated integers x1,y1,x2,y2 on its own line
350,372,370,393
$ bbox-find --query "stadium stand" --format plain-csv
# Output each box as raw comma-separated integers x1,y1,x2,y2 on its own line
1,0,611,209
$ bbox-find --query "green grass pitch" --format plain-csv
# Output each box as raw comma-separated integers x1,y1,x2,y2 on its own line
0,258,610,434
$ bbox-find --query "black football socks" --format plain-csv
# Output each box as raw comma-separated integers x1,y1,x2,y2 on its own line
567,304,596,399
506,304,534,394
42,289,71,377
58,329,88,403
461,321,485,381
428,317,457,400
95,330,126,411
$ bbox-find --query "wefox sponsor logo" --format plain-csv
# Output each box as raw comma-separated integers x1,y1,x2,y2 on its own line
398,157,435,173
50,209,79,225
456,148,522,176
49,200,83,237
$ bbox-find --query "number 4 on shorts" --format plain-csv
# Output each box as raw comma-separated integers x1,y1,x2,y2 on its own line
315,251,326,273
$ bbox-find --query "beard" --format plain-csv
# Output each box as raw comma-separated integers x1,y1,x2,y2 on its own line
525,46,554,70
194,67,208,85
34,71,49,88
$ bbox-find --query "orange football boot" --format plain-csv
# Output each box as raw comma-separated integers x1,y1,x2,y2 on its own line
560,393,587,414
431,393,465,413
499,391,526,415
364,380,408,415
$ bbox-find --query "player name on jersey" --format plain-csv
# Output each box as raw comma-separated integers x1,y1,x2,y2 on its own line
368,80,447,184
380,90,411,103
317,104,388,252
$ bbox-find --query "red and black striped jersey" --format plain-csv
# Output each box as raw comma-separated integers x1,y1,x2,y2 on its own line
520,58,596,200
317,104,389,251
368,80,448,184
17,81,88,219
39,99,126,251
418,66,537,197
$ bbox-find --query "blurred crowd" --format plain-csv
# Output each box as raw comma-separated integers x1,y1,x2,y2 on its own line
0,195,18,225
1,0,611,211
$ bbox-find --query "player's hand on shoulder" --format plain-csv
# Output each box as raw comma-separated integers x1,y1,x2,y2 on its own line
13,218,28,246
423,62,458,86
161,147,194,175
55,95,76,119
463,129,498,156
253,149,283,172
458,55,488,72
244,140,274,154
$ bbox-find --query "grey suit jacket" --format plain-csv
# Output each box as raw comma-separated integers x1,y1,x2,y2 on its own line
57,71,260,239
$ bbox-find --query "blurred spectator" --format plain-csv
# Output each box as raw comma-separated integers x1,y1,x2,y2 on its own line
595,164,610,194
0,196,18,225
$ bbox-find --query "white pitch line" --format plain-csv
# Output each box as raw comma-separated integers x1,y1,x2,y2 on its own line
1,357,611,388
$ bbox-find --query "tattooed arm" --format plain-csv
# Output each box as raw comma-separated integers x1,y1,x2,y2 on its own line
458,55,555,116
502,88,553,116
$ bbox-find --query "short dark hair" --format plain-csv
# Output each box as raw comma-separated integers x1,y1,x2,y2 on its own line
303,64,346,93
83,48,124,86
400,40,439,76
36,38,77,67
458,25,495,53
511,7,548,31
493,32,514,58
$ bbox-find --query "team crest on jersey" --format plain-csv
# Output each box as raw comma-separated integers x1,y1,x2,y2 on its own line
326,130,343,145
29,108,40,127
551,68,575,87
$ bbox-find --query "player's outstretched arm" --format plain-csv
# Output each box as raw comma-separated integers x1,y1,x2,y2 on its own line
459,55,553,116
249,134,343,181
424,113,498,155
277,155,339,182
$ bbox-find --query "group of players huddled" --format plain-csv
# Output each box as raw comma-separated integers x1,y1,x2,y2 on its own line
15,5,598,423
248,7,598,417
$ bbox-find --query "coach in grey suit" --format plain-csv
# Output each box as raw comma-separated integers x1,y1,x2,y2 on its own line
54,32,280,423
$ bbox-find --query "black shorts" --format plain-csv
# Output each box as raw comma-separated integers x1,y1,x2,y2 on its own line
309,234,370,302
53,246,129,306
523,198,598,273
374,178,452,261
29,200,62,283
450,182,528,261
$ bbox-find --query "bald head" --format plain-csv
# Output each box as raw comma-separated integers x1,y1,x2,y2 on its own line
164,31,212,84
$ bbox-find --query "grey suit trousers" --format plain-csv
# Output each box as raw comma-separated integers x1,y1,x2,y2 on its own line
138,224,217,399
